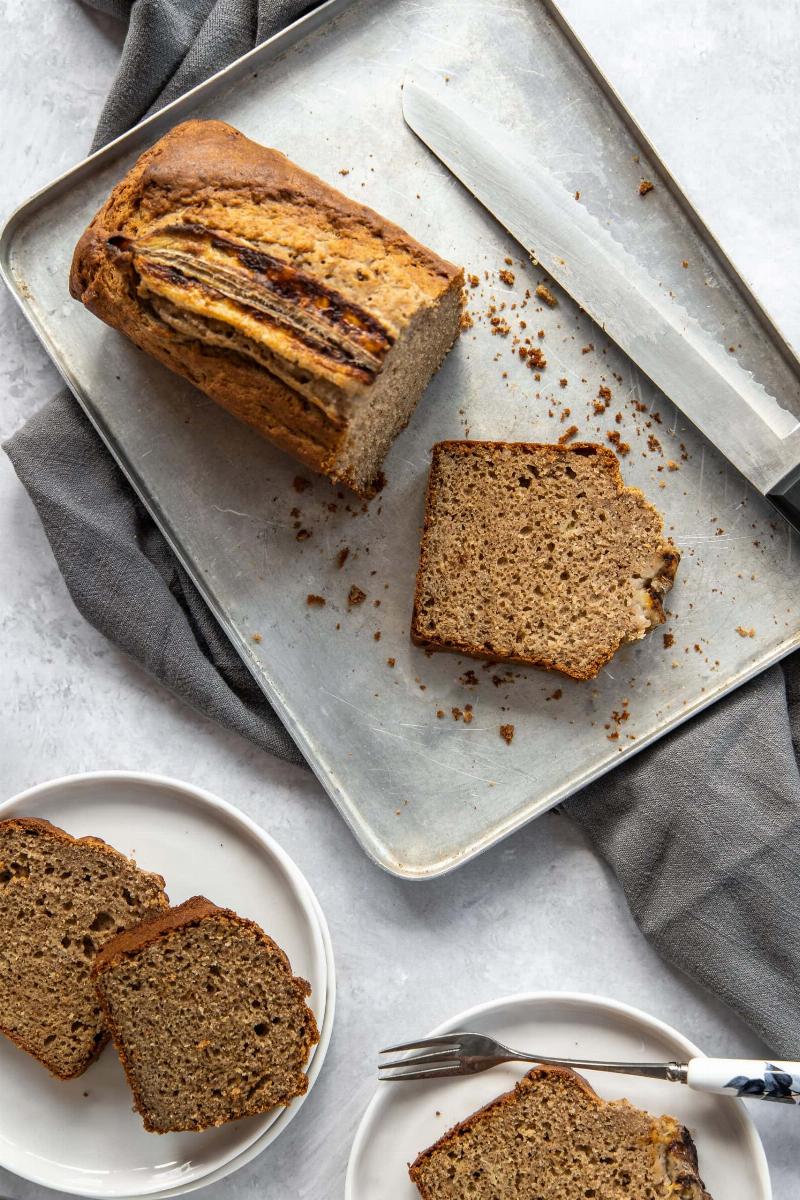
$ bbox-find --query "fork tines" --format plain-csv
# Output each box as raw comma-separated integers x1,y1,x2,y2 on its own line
379,1035,465,1081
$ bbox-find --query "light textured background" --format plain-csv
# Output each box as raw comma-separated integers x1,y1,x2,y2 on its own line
0,1,798,1196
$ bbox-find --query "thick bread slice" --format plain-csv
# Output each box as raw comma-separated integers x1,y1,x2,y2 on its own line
412,441,679,680
410,1065,712,1199
70,119,464,496
0,817,168,1079
92,896,320,1133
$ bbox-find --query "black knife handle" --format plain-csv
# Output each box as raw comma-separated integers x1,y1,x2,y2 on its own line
767,464,800,536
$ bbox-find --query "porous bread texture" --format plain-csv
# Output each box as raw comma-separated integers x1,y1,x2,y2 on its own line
0,817,168,1079
70,119,464,496
410,1065,712,1199
412,441,679,680
92,896,320,1133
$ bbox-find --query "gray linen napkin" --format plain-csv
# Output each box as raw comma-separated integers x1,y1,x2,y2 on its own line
6,0,799,1057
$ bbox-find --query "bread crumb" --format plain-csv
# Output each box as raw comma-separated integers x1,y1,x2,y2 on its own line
373,631,381,641
436,709,445,719
338,167,350,175
296,528,312,541
574,190,581,200
499,268,515,285
499,723,515,745
663,633,674,648
336,546,350,569
460,669,480,686
558,424,579,444
559,378,568,389
292,476,311,492
639,179,654,196
736,626,756,638
459,310,474,330
598,385,612,402
667,460,679,471
681,259,689,268
387,657,396,668
581,343,594,354
251,633,262,644
606,431,630,456
546,689,562,701
348,585,367,607
306,594,326,607
468,274,480,288
535,283,558,307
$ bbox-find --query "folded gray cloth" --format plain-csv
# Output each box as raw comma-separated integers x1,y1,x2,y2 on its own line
5,0,799,1057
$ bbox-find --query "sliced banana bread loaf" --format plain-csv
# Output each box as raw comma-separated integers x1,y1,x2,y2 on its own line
0,817,168,1078
411,441,679,679
410,1065,712,1199
92,896,319,1132
70,119,464,496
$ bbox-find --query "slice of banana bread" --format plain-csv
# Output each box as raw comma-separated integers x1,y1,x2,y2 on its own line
0,817,168,1079
92,896,320,1132
410,1065,712,1199
411,441,679,680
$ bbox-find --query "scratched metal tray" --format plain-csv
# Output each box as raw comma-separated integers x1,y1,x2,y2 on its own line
3,0,800,878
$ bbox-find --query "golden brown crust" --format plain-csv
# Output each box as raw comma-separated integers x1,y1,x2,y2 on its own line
0,817,168,1080
92,896,320,1133
70,120,463,496
409,1066,711,1199
411,441,680,681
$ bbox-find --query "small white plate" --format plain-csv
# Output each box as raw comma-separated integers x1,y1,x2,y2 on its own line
0,771,335,1198
345,992,771,1200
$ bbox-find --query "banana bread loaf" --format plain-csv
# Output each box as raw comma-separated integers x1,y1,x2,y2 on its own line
70,120,464,496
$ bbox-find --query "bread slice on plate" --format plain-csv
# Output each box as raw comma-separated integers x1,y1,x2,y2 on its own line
0,817,168,1079
70,119,464,497
409,1064,712,1198
92,895,320,1133
411,441,679,680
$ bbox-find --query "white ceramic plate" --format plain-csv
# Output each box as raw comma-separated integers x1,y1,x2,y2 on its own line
345,992,771,1200
0,771,335,1198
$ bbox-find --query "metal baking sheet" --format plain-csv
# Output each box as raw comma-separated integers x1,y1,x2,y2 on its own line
4,0,800,878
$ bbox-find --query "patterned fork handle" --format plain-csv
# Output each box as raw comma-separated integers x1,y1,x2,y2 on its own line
692,1059,800,1104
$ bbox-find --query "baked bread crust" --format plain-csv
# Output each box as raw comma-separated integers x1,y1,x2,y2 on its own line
0,817,168,1079
92,895,320,1132
70,119,463,495
409,1065,712,1199
411,440,680,680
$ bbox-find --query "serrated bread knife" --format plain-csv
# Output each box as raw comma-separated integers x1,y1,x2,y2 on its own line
402,71,800,533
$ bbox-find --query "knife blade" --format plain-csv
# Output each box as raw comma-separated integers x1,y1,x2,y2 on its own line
402,70,800,529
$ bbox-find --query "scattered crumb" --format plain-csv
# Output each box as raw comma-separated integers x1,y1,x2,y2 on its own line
336,546,350,569
559,378,568,389
306,594,326,607
468,274,480,288
451,707,463,721
546,689,563,701
598,385,612,402
681,259,689,268
499,268,515,285
558,424,579,444
373,631,381,641
292,476,311,493
338,167,350,176
387,657,396,668
667,460,679,471
736,626,756,638
639,179,654,196
296,528,312,541
348,585,367,607
436,709,445,719
574,190,580,200
581,343,594,354
499,723,515,745
504,256,513,265
536,283,558,307
606,430,630,456
251,633,262,644
460,669,480,686
663,633,674,648
459,310,474,330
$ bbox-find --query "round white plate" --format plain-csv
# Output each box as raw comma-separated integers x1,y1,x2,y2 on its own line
346,992,771,1200
0,772,335,1198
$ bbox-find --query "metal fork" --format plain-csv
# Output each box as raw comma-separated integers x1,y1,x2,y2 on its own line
379,1033,800,1105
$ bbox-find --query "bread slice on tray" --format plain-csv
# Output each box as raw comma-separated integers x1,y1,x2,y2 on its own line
70,119,464,497
411,441,679,680
409,1064,712,1199
92,895,320,1132
0,817,168,1079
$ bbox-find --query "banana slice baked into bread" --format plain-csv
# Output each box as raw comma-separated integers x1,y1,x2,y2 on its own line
0,817,168,1079
70,120,464,496
92,896,319,1132
411,441,679,680
410,1066,712,1199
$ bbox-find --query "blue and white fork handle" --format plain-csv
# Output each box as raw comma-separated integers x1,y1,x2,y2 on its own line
679,1059,800,1104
